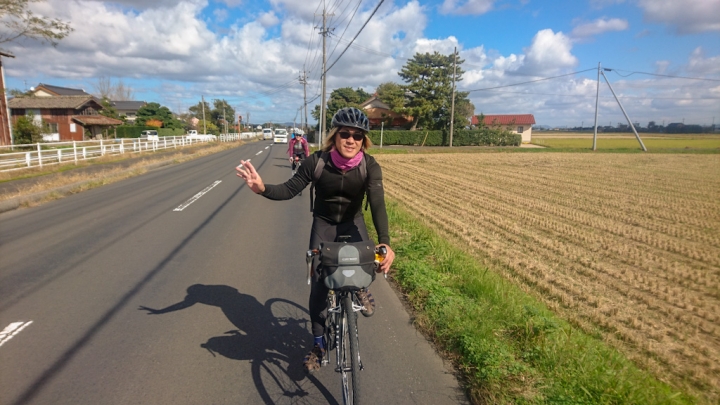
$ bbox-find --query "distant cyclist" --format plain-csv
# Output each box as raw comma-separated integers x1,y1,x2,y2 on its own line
236,107,395,373
288,132,309,171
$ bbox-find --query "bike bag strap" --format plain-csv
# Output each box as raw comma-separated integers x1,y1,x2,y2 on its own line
320,241,376,290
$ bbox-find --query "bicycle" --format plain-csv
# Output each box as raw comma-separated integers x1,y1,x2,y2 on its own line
291,155,303,196
306,238,387,405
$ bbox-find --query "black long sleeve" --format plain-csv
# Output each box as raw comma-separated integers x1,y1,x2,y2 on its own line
261,151,390,245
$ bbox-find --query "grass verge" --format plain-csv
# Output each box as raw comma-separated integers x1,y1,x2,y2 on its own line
366,200,698,404
0,142,242,205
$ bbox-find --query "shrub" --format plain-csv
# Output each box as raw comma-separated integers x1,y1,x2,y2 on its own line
115,125,155,138
13,115,44,144
367,128,521,147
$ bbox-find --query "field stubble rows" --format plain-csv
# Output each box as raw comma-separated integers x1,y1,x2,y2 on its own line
374,153,720,400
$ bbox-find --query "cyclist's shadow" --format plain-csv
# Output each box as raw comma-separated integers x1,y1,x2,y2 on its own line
139,284,337,405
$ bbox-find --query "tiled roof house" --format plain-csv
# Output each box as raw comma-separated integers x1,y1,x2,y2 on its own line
360,95,413,129
8,95,122,141
30,83,91,97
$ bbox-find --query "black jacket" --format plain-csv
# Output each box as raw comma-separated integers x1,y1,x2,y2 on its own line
261,150,390,245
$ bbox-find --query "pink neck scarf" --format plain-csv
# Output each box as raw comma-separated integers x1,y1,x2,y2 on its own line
330,148,364,171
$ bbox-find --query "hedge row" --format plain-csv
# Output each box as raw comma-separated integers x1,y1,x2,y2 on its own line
114,126,187,138
366,128,521,147
115,126,155,138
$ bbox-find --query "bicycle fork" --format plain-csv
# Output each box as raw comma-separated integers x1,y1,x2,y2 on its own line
327,292,364,371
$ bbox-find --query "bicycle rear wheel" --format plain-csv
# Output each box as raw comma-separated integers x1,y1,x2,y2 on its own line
341,294,361,404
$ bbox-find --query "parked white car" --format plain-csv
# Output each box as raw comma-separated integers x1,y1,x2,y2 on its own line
263,128,273,140
274,129,288,143
140,130,159,141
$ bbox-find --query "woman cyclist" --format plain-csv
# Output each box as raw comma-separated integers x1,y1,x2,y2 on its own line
288,132,309,171
236,107,395,372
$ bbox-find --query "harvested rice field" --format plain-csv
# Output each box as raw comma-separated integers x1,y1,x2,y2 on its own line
374,153,720,400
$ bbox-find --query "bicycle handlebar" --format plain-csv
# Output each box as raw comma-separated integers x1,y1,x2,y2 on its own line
305,245,387,284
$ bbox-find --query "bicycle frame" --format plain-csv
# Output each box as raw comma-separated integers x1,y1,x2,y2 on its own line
325,289,363,404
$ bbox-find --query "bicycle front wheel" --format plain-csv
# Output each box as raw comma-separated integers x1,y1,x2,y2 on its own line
341,294,361,404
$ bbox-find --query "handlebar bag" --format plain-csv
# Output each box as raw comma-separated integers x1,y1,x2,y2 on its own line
320,241,376,290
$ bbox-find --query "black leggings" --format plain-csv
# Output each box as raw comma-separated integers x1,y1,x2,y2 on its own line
308,215,370,337
292,153,306,170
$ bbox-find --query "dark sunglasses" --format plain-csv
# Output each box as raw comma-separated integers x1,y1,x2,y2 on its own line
338,130,365,141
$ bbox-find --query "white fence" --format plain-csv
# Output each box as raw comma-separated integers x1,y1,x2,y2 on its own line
0,133,258,173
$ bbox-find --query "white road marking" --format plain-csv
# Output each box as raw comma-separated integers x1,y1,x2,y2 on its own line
173,180,222,212
0,321,33,347
236,158,250,170
265,146,270,149
256,150,263,155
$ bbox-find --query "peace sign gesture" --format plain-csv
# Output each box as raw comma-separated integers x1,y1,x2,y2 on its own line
236,160,266,194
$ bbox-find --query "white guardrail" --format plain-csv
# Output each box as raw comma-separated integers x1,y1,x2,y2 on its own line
0,133,261,173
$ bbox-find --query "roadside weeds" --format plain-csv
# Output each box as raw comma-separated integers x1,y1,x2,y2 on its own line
0,141,243,213
365,200,698,405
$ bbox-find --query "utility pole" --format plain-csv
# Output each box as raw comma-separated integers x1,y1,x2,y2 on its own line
299,70,308,138
600,68,647,151
201,95,207,135
449,46,457,148
223,105,227,134
318,2,333,145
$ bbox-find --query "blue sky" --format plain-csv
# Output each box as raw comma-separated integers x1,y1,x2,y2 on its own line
3,0,719,127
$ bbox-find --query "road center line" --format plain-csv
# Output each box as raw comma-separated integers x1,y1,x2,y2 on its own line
265,146,269,149
173,180,222,212
0,321,33,348
256,150,263,155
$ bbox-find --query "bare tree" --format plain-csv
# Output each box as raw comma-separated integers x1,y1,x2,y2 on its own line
92,76,112,99
0,0,73,49
113,79,134,101
91,76,135,101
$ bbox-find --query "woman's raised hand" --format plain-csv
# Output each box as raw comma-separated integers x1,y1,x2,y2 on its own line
236,160,265,194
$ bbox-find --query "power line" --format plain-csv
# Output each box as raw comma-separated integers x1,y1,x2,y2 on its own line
331,33,392,57
328,0,363,61
606,68,720,82
463,88,720,101
325,0,385,74
466,68,597,92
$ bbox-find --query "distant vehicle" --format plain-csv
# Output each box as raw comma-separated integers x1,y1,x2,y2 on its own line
140,130,159,141
274,128,288,143
263,128,273,140
187,130,198,136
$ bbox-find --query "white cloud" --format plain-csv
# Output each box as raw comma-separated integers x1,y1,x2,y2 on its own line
637,0,720,33
217,0,243,7
5,0,717,127
517,29,577,75
686,47,720,76
74,0,204,10
570,18,628,38
257,11,280,27
412,37,459,55
439,0,495,15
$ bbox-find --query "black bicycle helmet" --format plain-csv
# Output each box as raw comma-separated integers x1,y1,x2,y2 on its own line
331,107,370,132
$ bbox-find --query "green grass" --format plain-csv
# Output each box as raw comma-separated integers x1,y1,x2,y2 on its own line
532,137,720,152
366,201,698,404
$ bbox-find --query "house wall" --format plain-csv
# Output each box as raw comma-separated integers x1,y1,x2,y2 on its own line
501,124,533,143
363,106,412,129
32,89,55,97
11,108,85,141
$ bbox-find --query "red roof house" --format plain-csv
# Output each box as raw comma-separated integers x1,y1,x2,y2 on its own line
8,95,122,141
360,95,413,129
473,114,536,143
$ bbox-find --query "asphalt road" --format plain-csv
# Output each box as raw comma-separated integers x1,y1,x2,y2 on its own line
0,141,466,405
